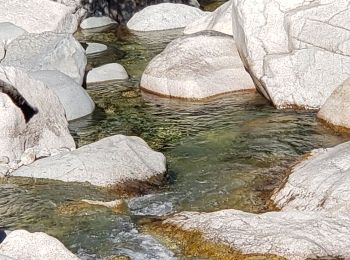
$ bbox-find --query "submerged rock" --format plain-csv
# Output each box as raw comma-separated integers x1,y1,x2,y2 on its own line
80,16,117,30
2,32,86,85
141,31,254,99
12,135,166,188
127,3,207,32
184,0,232,36
0,230,78,260
317,79,350,131
30,70,95,121
0,0,79,34
0,66,75,163
87,63,129,83
0,23,27,43
232,0,350,109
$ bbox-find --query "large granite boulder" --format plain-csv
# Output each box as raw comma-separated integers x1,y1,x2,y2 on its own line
12,135,166,187
164,209,350,260
0,0,79,34
184,0,232,36
141,32,254,99
127,3,207,31
0,230,78,260
0,66,75,163
2,32,86,85
30,70,95,121
232,0,350,109
317,79,350,130
0,23,27,43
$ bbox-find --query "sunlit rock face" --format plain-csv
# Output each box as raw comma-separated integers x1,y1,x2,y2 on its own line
232,0,350,109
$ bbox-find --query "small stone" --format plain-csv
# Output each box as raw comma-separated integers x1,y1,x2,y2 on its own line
0,165,9,177
87,63,128,84
0,156,9,164
86,42,108,55
20,148,36,166
80,16,117,30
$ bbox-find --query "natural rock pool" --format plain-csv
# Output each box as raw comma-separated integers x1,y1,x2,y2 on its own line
1,26,349,259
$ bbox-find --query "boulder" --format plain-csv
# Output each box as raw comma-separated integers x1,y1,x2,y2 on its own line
86,42,108,55
80,16,117,30
0,66,75,163
87,63,128,84
184,0,232,36
0,23,27,43
164,209,350,260
141,32,254,99
12,135,166,187
273,141,350,213
232,0,350,109
0,230,78,260
127,3,207,31
30,70,95,121
317,79,350,130
2,32,86,85
0,0,79,34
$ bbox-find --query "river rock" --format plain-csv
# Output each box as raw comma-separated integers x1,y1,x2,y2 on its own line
30,70,95,121
127,3,207,32
0,0,79,34
141,32,254,99
86,42,108,55
2,32,86,85
0,66,75,163
165,209,350,259
184,0,232,36
80,16,117,30
317,79,350,130
0,23,27,43
87,63,128,84
232,0,350,109
0,230,78,260
273,141,350,213
12,135,166,187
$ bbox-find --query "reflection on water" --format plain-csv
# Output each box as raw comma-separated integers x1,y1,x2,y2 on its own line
1,19,349,259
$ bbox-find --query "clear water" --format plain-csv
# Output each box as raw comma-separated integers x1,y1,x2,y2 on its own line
1,21,349,259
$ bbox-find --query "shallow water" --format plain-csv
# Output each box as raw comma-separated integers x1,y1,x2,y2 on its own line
1,19,349,260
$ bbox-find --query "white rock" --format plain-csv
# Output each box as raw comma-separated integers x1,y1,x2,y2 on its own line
12,135,166,187
0,66,75,163
0,230,78,260
86,42,108,55
165,209,350,260
0,156,9,164
317,79,350,130
232,0,350,109
30,70,95,121
273,141,350,213
184,1,232,36
81,199,124,209
87,63,128,84
2,32,86,85
141,32,254,99
0,165,9,177
0,23,27,43
0,42,5,61
0,0,79,34
127,3,207,32
80,16,117,30
20,148,36,166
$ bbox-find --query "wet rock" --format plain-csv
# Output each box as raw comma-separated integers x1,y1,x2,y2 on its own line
86,42,108,55
2,32,87,85
141,31,254,99
30,70,95,121
81,199,125,213
87,63,128,84
0,66,75,163
0,230,79,260
0,23,27,43
128,193,175,216
12,135,166,187
0,0,79,34
165,210,350,260
127,3,207,32
232,0,350,109
317,79,350,131
184,0,232,36
80,16,117,30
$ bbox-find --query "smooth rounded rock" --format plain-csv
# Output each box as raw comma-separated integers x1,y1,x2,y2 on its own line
30,70,95,121
80,16,117,30
87,63,128,84
141,31,254,99
86,42,108,55
127,3,207,32
0,22,27,43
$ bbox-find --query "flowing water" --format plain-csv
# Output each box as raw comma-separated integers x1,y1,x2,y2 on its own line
1,8,350,260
